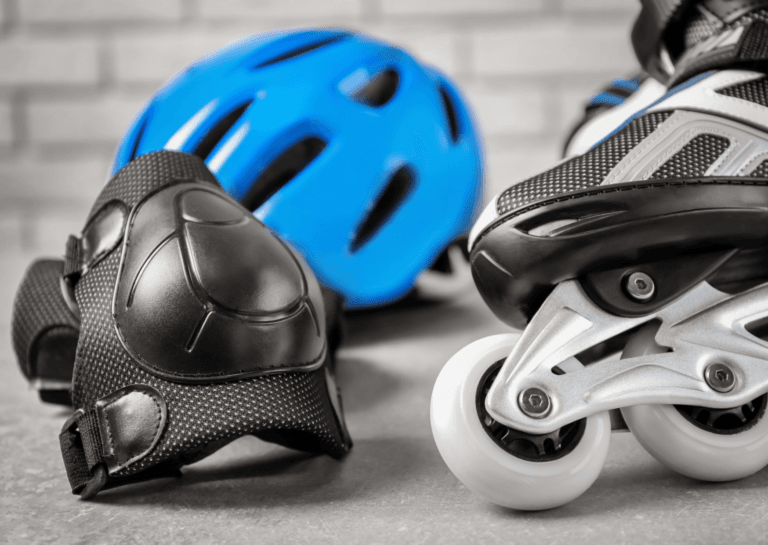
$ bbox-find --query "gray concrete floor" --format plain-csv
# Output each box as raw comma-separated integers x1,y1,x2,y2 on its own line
2,251,768,544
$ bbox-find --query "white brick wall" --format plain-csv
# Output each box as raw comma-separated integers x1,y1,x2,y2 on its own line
0,157,109,203
380,0,543,16
0,100,13,145
28,96,149,144
466,86,547,136
112,32,248,84
0,0,641,217
0,38,99,85
473,24,636,76
18,0,184,23
197,0,363,21
564,0,639,12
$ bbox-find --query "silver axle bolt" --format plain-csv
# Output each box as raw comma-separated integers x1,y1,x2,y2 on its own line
704,363,736,393
519,387,551,418
625,272,655,302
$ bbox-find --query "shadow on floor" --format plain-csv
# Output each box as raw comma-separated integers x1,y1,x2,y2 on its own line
91,435,436,509
334,355,405,413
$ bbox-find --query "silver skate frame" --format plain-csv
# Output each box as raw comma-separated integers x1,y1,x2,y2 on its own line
486,279,768,435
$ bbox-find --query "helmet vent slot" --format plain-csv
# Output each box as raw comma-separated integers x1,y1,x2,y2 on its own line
439,85,460,142
351,166,414,253
242,136,326,212
255,34,349,68
193,101,253,161
352,69,399,107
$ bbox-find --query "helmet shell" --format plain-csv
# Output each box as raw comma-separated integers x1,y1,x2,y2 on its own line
113,29,483,308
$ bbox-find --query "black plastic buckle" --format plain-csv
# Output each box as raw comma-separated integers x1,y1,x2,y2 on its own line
61,408,83,436
80,465,107,500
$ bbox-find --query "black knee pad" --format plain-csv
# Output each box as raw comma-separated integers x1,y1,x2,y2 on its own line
23,151,351,498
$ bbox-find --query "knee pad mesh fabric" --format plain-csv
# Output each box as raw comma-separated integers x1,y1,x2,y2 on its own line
47,151,350,498
111,28,484,308
12,259,79,405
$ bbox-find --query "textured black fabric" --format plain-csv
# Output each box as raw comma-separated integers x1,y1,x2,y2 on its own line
12,259,79,381
739,18,768,60
651,134,731,178
718,75,768,105
497,112,671,216
661,7,768,84
69,151,348,492
683,10,719,48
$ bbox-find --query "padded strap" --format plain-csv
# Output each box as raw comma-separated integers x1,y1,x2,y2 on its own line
63,236,83,280
632,0,768,82
59,385,175,499
11,259,80,405
669,18,768,85
633,0,689,80
65,200,128,280
320,286,345,355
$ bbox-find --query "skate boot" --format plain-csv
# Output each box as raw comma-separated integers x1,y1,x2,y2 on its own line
432,0,768,510
13,151,351,498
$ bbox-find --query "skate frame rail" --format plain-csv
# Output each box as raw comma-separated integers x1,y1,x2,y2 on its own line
486,279,768,435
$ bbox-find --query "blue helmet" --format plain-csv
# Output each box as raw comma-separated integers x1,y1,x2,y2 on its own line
113,28,483,308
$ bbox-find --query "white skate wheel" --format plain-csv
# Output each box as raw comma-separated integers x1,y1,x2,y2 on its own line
623,402,768,481
431,334,612,510
621,323,768,481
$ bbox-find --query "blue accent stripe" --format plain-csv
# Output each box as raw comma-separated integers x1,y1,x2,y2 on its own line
589,92,626,107
611,76,641,93
589,71,715,150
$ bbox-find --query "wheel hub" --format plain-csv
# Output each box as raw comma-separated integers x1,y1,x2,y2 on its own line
478,361,586,462
676,394,767,435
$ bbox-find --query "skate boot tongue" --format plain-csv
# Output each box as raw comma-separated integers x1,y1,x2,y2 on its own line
634,0,768,85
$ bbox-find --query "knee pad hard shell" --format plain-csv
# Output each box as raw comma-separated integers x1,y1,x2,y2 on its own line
16,151,351,498
12,258,345,407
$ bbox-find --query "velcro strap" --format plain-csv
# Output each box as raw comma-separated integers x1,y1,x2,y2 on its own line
59,409,105,497
63,235,83,279
59,385,171,499
669,19,768,86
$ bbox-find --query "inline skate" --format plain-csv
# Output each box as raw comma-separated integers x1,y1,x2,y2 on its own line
432,0,768,510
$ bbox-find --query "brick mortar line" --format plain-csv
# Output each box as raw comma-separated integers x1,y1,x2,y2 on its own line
5,11,637,34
